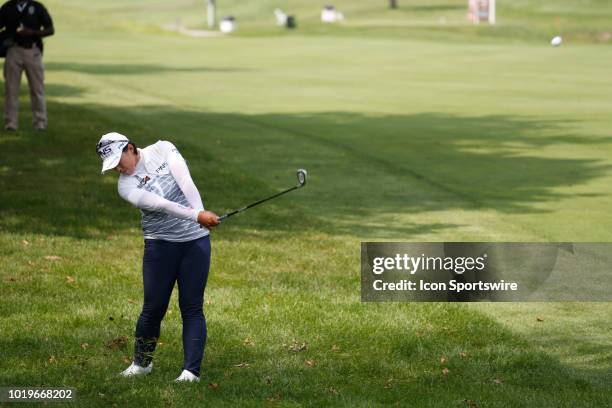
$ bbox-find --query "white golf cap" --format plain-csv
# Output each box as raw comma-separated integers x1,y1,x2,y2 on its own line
96,132,129,174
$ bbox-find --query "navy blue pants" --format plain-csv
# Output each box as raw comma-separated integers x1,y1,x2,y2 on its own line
134,235,211,377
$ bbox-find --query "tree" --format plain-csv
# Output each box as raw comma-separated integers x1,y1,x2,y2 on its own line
390,0,398,9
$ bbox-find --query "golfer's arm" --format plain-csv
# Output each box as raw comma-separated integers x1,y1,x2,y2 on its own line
123,188,199,222
159,140,205,211
168,158,205,211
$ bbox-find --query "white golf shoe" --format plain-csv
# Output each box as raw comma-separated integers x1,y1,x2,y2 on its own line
120,362,153,377
174,369,200,383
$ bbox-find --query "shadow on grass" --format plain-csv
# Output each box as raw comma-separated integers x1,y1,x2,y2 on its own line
45,62,252,76
45,83,88,98
0,100,609,239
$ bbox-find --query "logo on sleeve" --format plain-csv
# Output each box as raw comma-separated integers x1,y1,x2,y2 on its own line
155,162,168,174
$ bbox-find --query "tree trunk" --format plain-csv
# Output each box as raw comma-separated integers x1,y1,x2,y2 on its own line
390,0,398,9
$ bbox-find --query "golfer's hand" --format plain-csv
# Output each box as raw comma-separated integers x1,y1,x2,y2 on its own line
197,211,220,229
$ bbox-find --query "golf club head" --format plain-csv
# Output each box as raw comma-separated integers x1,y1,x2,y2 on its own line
297,169,307,187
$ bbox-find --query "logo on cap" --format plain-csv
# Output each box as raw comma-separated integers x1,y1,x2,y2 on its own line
96,139,126,159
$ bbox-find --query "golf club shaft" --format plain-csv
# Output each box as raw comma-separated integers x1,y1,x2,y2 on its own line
219,185,300,220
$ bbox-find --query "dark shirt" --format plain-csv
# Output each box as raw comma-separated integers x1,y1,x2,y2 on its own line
0,0,53,51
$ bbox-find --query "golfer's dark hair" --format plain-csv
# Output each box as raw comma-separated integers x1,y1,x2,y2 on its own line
123,142,138,154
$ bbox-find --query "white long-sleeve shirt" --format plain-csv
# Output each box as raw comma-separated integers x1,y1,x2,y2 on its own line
118,140,208,242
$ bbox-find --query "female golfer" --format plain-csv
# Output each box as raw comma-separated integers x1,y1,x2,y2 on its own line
96,132,219,382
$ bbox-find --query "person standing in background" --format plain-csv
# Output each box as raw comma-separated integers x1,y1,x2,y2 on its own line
0,0,54,131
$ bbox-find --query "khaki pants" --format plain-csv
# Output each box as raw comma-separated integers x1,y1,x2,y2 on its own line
3,45,47,130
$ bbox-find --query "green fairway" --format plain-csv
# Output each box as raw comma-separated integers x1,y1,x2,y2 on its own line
1,0,611,406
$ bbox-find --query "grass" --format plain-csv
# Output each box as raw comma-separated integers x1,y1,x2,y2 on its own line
53,0,612,43
1,0,611,406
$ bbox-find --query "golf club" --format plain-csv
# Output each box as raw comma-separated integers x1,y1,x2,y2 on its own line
219,169,308,221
